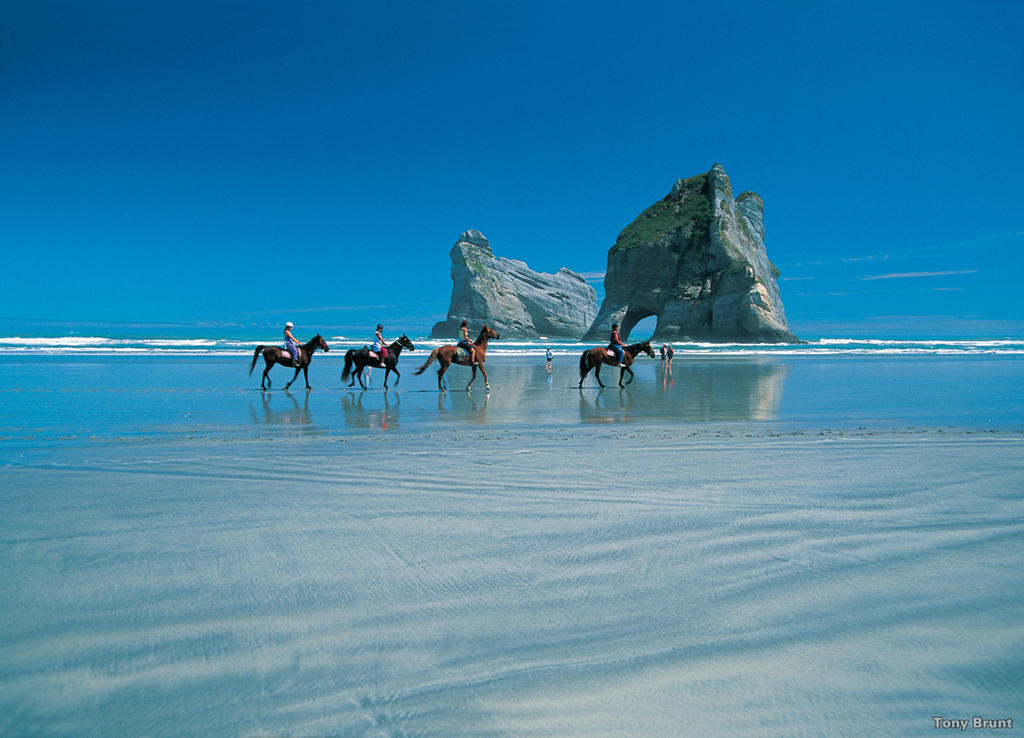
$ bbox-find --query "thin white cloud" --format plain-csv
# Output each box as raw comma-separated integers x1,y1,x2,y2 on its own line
842,254,891,263
860,270,978,281
578,271,606,281
781,276,816,281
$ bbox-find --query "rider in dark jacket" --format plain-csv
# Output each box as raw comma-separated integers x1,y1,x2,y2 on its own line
609,323,626,365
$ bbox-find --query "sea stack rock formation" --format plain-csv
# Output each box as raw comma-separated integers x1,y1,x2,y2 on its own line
430,230,598,339
582,164,798,343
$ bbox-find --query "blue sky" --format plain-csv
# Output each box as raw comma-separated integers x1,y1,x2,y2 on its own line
2,0,1022,338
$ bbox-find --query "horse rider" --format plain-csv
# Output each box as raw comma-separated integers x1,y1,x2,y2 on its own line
284,322,300,364
609,322,626,365
458,320,478,365
372,324,389,364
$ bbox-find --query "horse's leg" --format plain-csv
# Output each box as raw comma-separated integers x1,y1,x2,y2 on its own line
262,358,273,390
436,360,448,391
383,366,391,390
594,362,605,389
478,363,490,391
623,365,634,386
466,364,476,391
392,365,400,386
303,365,310,390
285,364,300,390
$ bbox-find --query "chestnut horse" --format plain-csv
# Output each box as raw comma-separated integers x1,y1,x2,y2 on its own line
578,340,655,388
249,334,330,391
413,325,500,391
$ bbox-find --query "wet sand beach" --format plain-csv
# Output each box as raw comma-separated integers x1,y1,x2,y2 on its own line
1,354,1022,736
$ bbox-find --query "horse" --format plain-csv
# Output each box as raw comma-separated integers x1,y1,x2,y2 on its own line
413,325,500,391
341,334,416,389
578,340,655,388
248,334,330,391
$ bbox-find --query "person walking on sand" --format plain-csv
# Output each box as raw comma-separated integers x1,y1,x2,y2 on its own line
609,323,626,365
666,343,674,375
372,324,389,365
458,320,478,365
283,322,300,364
660,344,667,364
545,347,553,374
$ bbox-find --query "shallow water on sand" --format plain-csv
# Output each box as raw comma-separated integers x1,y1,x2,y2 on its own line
0,354,1021,449
1,355,1022,736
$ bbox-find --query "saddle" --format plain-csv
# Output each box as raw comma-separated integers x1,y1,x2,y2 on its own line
368,351,379,361
455,346,470,362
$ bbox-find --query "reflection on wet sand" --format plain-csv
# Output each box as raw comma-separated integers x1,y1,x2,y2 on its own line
436,388,490,424
575,360,788,423
654,361,789,421
339,390,401,430
249,359,790,430
578,387,634,424
248,390,320,432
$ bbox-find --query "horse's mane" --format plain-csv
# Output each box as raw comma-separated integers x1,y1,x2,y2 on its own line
625,341,650,353
475,326,492,343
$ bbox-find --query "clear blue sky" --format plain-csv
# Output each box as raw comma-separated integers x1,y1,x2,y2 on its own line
2,0,1022,338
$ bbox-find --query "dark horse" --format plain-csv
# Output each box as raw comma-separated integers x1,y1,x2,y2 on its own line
249,334,330,391
341,334,416,389
578,340,655,388
413,325,500,391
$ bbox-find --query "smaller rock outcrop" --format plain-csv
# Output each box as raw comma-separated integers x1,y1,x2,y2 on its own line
430,230,597,339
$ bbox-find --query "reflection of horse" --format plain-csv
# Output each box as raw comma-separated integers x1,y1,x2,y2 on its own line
341,335,415,389
249,334,330,391
249,390,313,427
578,386,634,423
578,341,654,388
414,325,500,391
340,390,399,430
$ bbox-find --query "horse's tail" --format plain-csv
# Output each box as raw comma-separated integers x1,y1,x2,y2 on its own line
249,346,265,376
413,348,440,375
579,349,590,377
341,349,355,381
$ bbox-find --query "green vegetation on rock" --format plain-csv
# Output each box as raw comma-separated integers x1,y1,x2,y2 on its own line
613,174,712,252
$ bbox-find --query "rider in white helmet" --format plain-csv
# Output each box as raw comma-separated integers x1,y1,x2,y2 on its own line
284,322,300,363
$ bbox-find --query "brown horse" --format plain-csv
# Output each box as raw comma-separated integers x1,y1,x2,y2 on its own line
413,325,500,391
578,340,655,388
249,334,330,390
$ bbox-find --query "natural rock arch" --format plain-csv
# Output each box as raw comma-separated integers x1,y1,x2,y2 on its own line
583,164,798,343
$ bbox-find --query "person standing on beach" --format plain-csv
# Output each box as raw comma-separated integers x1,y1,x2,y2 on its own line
284,322,300,364
666,343,674,375
660,344,667,364
545,347,553,374
458,320,478,365
609,323,626,365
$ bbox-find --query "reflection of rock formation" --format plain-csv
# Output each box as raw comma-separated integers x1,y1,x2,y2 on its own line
573,360,789,423
583,165,798,343
660,361,789,421
431,230,597,339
